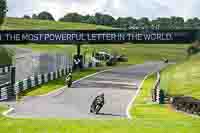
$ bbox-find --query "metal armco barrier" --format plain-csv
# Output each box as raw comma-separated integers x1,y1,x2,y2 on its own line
152,72,160,102
14,66,72,95
152,72,165,104
0,66,11,74
0,65,15,101
0,58,97,101
0,82,11,101
0,65,72,101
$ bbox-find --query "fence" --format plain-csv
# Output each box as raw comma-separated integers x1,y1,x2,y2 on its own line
171,96,200,116
14,66,72,95
0,53,99,101
0,82,12,101
0,65,11,74
0,65,15,101
0,54,73,101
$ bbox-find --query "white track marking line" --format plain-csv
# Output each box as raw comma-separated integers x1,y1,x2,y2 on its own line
39,69,113,97
87,80,137,86
2,107,15,117
126,72,154,119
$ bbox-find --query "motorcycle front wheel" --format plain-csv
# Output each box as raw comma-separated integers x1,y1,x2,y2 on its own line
95,105,102,114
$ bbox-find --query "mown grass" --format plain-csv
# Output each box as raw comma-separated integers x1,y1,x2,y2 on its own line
19,43,189,66
21,68,104,96
0,73,199,133
2,17,111,30
160,53,200,99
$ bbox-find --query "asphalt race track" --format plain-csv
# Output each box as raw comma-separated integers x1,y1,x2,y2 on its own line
7,62,166,119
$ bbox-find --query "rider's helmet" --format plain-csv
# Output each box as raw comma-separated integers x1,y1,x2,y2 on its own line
100,93,104,97
68,73,72,77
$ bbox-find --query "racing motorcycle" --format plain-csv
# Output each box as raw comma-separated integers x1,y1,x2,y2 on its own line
90,95,105,114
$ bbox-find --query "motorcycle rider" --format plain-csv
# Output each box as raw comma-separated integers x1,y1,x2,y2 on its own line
162,57,168,63
65,72,72,88
90,93,105,114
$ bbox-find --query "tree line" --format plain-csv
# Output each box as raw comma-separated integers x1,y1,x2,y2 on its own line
1,0,200,30
0,0,13,65
24,11,200,30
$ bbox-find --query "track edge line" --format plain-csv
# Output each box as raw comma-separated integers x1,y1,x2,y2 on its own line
126,72,155,119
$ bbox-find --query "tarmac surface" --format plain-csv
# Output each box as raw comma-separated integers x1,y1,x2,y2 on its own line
7,61,166,119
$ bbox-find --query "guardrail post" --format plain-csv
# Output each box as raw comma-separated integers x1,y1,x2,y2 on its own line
10,66,16,98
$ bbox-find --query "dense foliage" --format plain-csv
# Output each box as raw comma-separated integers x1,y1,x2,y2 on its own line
58,12,200,30
0,46,13,65
0,0,7,26
32,11,55,21
25,10,200,30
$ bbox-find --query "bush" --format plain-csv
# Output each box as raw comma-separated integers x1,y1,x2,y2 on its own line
187,40,200,56
172,96,200,115
37,11,55,21
187,46,199,56
23,15,31,19
0,46,14,65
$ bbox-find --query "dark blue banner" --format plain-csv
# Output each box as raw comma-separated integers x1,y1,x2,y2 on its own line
0,30,198,44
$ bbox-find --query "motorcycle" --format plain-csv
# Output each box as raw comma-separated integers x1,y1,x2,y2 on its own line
90,98,104,114
65,74,72,88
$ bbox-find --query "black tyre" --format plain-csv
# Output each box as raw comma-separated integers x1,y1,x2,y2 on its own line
95,105,102,114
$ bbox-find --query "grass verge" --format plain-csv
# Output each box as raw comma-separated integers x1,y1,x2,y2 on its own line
2,17,111,30
0,72,199,133
18,43,189,66
160,53,200,99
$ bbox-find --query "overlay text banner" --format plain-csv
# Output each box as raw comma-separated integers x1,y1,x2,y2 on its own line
0,30,197,44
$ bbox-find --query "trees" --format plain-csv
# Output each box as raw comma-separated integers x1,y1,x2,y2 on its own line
114,17,138,29
101,14,115,26
59,13,83,22
175,17,184,29
0,46,14,65
32,14,38,19
170,16,184,29
94,13,103,25
85,16,96,24
114,17,129,28
187,40,200,56
81,15,91,23
57,11,200,29
32,12,55,21
59,12,115,26
185,17,200,29
23,15,31,19
154,17,170,29
126,17,137,28
137,17,150,29
94,13,116,26
0,0,7,26
37,11,55,21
